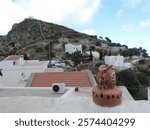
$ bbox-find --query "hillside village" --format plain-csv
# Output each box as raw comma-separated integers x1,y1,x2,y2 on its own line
0,18,150,112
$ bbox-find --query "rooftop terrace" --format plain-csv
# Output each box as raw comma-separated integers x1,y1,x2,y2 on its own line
0,86,149,113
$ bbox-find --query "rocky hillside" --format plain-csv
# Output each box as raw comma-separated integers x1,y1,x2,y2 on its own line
0,18,98,60
0,18,148,60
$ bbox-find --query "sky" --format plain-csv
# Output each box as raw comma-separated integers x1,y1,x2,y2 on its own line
0,0,150,54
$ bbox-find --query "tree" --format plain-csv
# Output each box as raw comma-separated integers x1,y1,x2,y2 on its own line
9,42,15,47
137,73,149,86
44,44,49,51
116,69,139,88
71,51,83,66
120,50,129,57
138,47,143,53
62,42,67,49
35,47,44,53
105,37,112,43
142,49,148,57
99,50,103,61
90,46,95,51
95,41,101,46
89,50,93,62
139,59,145,64
116,68,148,100
82,45,87,52
95,62,103,68
48,52,55,59
48,40,55,60
122,45,128,49
99,36,103,40
23,53,29,60
103,50,108,56
116,43,121,47
108,50,111,56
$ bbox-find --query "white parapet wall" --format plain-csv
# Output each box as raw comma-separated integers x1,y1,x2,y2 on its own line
0,77,2,87
0,87,150,112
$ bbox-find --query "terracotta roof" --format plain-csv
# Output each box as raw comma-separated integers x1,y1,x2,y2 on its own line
5,55,21,61
31,71,92,87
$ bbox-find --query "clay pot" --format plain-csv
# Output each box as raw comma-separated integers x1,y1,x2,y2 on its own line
92,65,122,107
92,86,122,107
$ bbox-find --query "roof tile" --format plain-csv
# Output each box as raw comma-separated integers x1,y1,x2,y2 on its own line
31,71,92,87
5,55,21,61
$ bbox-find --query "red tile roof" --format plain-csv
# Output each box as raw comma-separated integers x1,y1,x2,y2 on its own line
5,55,21,61
31,71,92,87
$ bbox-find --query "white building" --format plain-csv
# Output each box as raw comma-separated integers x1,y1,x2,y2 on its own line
65,43,82,54
50,60,66,67
105,55,124,67
86,51,99,59
110,46,127,53
104,55,132,68
124,63,132,68
101,43,108,48
0,55,49,87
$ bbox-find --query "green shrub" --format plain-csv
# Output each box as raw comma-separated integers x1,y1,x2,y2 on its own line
139,59,145,64
35,47,44,53
128,88,148,100
116,69,148,100
140,69,150,76
44,44,49,51
116,69,139,88
95,62,103,68
137,73,149,86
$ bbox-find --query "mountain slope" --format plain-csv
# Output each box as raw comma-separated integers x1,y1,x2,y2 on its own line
0,18,98,59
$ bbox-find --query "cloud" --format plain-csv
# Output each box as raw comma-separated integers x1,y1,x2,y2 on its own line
116,9,123,18
0,0,101,35
82,28,96,35
0,0,26,35
139,19,150,28
122,0,142,8
75,0,101,24
121,24,134,32
121,19,150,33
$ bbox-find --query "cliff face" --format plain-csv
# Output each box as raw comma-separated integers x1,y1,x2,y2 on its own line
0,18,98,60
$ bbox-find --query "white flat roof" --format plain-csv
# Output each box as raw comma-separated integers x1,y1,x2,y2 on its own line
0,87,67,97
25,61,49,66
0,86,149,113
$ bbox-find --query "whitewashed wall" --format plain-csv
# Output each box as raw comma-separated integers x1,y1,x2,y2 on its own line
0,77,2,87
65,43,82,54
2,65,46,87
0,60,49,87
105,55,124,67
